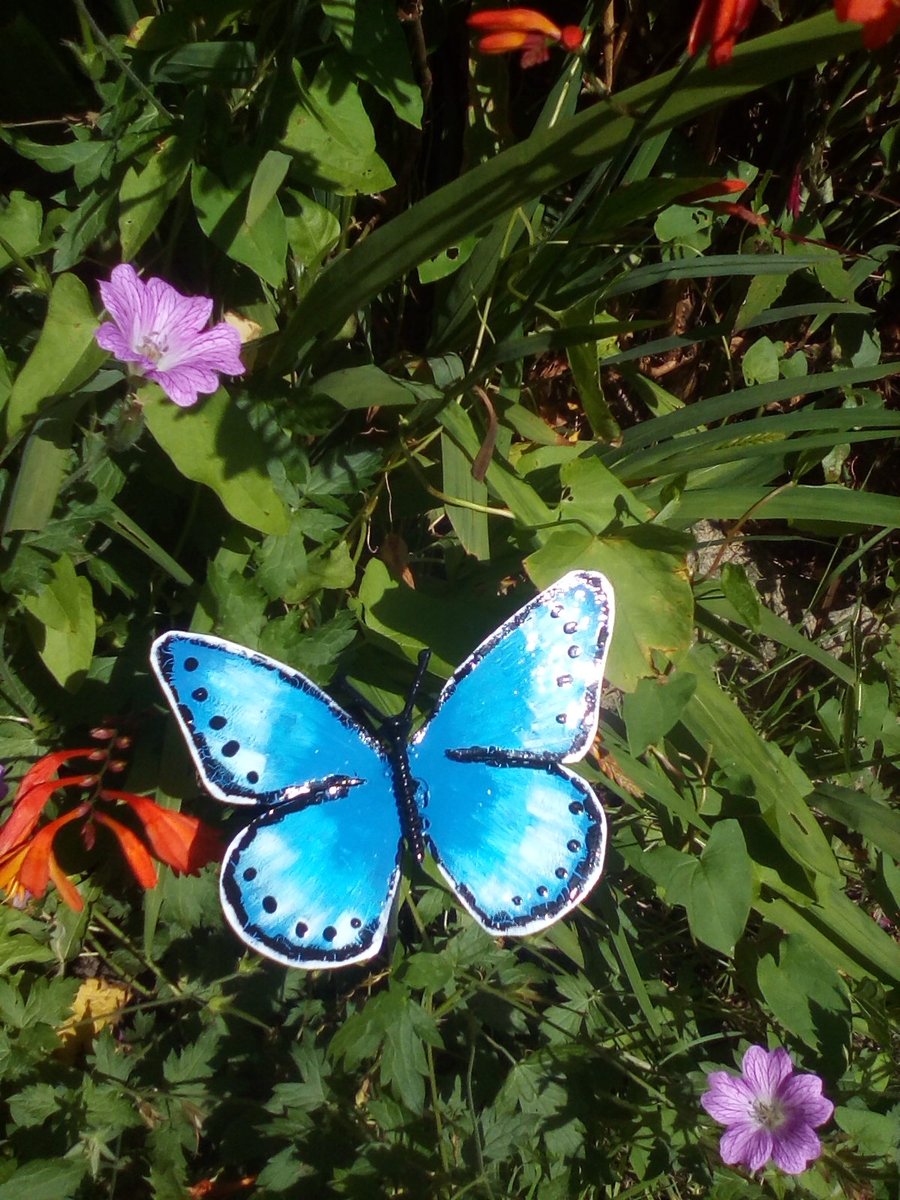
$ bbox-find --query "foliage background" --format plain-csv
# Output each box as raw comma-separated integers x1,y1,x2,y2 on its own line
0,0,898,1196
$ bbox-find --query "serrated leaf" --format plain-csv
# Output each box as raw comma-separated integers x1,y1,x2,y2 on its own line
0,1159,85,1200
21,553,95,690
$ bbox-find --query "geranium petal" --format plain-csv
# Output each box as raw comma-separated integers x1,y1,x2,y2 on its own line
771,1122,822,1174
99,264,148,346
96,323,152,368
720,1124,773,1171
742,1045,793,1098
701,1072,755,1123
778,1074,834,1127
176,325,245,376
145,277,213,341
150,364,221,407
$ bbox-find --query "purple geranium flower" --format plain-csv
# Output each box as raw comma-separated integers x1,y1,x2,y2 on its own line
95,264,245,408
701,1045,833,1175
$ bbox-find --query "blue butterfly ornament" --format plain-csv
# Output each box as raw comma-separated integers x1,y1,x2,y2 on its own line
150,570,615,969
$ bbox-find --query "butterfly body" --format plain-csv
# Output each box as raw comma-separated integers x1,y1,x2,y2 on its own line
151,570,614,969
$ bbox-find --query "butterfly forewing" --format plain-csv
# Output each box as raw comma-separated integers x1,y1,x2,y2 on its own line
414,571,614,764
151,632,388,804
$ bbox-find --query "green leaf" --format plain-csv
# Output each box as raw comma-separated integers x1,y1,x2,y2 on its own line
719,562,761,631
7,1084,62,1128
756,934,850,1057
191,164,287,287
645,820,753,955
741,335,781,386
624,672,698,756
246,150,291,227
5,274,105,438
279,56,395,195
833,1105,900,1157
119,131,193,258
0,190,43,269
21,553,95,690
2,396,83,534
322,0,422,128
311,364,419,409
142,386,289,535
0,1159,85,1200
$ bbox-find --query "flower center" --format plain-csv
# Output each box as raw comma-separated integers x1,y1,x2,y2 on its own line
752,1097,787,1131
136,332,168,363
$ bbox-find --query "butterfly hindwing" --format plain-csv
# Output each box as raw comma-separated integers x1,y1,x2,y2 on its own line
408,570,614,934
408,751,607,934
220,777,402,968
414,571,614,763
151,632,388,805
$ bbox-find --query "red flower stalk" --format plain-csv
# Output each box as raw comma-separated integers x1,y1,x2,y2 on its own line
687,0,759,67
467,8,584,68
0,738,224,912
834,0,900,48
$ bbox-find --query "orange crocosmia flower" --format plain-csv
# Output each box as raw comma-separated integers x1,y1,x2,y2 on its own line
467,8,584,68
687,0,759,67
92,811,159,889
678,179,748,204
0,758,98,855
103,791,224,875
834,0,900,47
17,804,91,912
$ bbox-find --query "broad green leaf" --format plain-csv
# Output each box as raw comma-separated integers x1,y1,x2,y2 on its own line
311,364,419,409
644,821,753,955
192,164,287,287
322,0,423,128
741,335,781,386
5,274,104,438
0,190,43,268
834,1106,900,1157
812,785,900,861
527,526,694,692
756,934,850,1058
119,131,193,258
284,191,341,268
2,395,83,534
624,672,698,756
246,150,291,226
0,1158,85,1200
141,386,289,534
279,56,395,195
21,553,95,690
